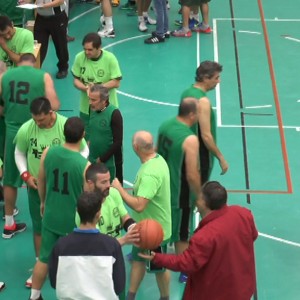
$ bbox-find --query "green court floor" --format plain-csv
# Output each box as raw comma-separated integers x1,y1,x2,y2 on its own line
1,0,300,299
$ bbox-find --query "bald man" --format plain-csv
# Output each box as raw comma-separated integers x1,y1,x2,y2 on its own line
157,98,200,269
112,131,171,300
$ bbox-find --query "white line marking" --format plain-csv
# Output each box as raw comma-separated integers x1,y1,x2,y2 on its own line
117,91,179,107
102,34,149,50
123,180,133,187
220,124,300,129
196,30,200,67
215,18,300,22
213,19,222,127
284,36,300,43
68,6,99,24
245,105,272,109
297,100,300,102
258,232,300,248
238,30,261,35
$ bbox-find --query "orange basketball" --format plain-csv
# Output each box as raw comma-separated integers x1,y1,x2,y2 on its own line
135,219,164,250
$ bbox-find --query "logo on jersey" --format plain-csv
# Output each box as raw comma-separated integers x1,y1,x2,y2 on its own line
97,69,104,77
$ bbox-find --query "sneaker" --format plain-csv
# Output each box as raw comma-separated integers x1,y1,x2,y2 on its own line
2,207,19,220
175,18,199,29
0,282,5,292
166,0,170,9
111,0,120,7
138,21,148,32
145,33,165,44
25,275,32,288
2,222,27,239
100,15,106,27
171,28,192,37
144,16,156,25
192,25,212,34
56,70,68,79
98,28,115,38
179,272,188,283
164,31,171,38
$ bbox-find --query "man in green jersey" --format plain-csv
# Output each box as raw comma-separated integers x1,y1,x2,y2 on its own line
181,60,228,183
72,32,122,131
88,84,123,184
14,97,89,288
157,97,200,283
76,162,139,245
30,117,90,300
0,16,34,69
112,131,171,300
0,53,60,239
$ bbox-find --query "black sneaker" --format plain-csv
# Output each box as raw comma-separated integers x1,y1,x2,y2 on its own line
2,222,26,239
56,70,68,79
145,33,165,44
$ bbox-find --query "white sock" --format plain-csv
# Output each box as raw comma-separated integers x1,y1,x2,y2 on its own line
142,11,148,18
30,289,41,300
138,16,144,22
5,215,14,227
190,13,199,21
200,22,209,29
104,16,113,29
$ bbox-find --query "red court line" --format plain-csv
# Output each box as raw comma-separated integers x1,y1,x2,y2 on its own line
257,0,293,194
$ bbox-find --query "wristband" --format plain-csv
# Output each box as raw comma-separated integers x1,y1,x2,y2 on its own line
123,218,136,232
21,171,31,182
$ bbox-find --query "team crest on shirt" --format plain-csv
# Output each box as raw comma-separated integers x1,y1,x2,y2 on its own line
52,138,61,145
113,207,120,218
100,120,107,127
97,69,104,77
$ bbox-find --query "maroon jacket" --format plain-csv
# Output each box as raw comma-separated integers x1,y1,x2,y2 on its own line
153,205,258,300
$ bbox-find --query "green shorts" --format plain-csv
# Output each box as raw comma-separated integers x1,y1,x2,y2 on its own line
181,0,211,7
39,226,64,263
3,128,23,187
171,207,194,243
28,187,42,234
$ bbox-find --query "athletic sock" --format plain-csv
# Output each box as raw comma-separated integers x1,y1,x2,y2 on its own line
126,291,136,300
30,289,41,300
104,17,113,29
200,22,209,29
142,11,148,18
5,215,14,227
138,16,144,22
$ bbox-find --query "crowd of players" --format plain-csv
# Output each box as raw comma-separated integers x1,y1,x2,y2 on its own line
0,3,258,299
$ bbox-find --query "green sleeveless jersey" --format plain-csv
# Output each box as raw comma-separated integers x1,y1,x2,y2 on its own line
157,117,197,207
181,85,216,140
43,146,88,235
88,104,117,168
2,66,45,129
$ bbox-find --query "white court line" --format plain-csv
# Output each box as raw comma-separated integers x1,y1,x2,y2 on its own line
197,30,200,67
214,18,300,22
284,37,300,43
123,180,133,187
245,105,272,109
117,91,179,107
69,6,99,24
213,19,222,128
220,124,300,129
238,30,261,35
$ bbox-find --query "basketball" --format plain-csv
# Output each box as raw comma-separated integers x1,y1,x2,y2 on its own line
135,219,164,250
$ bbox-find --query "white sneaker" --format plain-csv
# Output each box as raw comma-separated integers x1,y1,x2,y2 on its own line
144,16,156,25
100,15,105,27
25,274,32,288
0,282,5,292
166,0,170,9
98,28,115,38
139,21,148,32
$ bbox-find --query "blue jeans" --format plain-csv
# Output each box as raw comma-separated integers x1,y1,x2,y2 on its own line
153,0,169,37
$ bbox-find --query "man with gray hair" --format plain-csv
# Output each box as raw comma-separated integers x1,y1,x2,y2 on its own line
88,84,123,184
112,130,171,300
